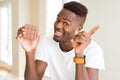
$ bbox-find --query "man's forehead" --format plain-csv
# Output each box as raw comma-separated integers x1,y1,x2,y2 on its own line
57,9,77,21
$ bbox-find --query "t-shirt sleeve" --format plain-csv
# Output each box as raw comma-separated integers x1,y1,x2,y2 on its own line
85,41,105,70
35,36,48,62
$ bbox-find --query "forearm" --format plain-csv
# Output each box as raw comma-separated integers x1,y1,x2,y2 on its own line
75,52,89,80
75,64,89,80
24,51,39,80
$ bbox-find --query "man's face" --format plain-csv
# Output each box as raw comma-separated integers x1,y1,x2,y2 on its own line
53,9,82,42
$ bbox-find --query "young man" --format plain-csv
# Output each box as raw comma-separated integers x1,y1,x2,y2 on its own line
16,1,104,80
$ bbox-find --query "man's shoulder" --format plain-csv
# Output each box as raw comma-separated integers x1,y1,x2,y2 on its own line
89,40,102,49
85,40,103,53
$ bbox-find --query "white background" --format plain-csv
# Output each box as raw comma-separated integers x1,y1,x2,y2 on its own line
81,0,120,80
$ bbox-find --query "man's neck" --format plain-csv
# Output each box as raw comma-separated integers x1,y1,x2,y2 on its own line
59,41,73,52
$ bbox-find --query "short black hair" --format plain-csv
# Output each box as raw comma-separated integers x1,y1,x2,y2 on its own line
63,1,88,18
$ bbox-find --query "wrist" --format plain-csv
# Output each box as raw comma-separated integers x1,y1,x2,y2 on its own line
25,49,36,57
73,55,86,64
25,49,35,53
75,51,84,58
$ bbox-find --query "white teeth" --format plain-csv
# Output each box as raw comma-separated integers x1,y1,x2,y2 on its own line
55,31,62,36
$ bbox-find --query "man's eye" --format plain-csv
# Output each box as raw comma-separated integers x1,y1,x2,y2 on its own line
63,22,69,26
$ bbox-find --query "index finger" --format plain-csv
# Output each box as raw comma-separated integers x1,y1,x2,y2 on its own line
88,25,100,37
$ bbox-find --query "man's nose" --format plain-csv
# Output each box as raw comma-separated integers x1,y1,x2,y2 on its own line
55,22,63,29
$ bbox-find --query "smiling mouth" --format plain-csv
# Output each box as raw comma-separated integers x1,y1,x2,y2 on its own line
54,31,63,37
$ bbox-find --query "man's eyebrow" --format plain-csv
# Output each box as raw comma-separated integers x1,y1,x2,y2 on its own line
57,15,71,22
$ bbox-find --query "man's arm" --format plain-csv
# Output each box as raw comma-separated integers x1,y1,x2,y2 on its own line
16,24,47,80
87,68,98,80
75,64,89,80
75,63,98,80
72,26,99,80
24,50,39,80
35,60,47,79
25,54,47,80
24,51,47,80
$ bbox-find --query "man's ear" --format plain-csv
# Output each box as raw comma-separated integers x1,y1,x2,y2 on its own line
78,26,83,31
74,26,83,35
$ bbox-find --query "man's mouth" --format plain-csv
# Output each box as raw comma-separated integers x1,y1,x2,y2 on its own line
54,31,63,37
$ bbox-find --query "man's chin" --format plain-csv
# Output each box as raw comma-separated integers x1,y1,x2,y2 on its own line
53,37,60,42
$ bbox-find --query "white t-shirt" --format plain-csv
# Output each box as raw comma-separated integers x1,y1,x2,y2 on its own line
35,36,105,80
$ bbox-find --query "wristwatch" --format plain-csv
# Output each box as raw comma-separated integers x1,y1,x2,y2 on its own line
73,55,85,64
